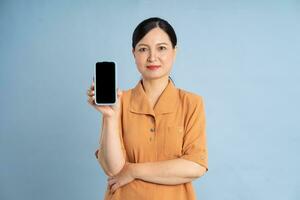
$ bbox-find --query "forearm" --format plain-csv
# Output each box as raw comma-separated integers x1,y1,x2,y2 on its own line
132,158,206,185
96,116,125,176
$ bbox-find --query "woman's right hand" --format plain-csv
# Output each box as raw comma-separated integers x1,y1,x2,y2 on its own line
87,78,122,118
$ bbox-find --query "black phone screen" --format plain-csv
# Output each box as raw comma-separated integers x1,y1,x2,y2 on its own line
95,61,116,104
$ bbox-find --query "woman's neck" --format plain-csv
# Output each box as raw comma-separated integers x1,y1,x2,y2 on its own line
141,76,169,102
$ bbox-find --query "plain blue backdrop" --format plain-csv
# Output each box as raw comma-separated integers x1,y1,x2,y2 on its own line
1,0,299,199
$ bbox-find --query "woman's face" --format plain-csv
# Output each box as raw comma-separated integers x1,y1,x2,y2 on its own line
132,27,177,81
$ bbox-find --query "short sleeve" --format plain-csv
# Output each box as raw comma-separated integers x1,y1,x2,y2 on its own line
180,96,208,172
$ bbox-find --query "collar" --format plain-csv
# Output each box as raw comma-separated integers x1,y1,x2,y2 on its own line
129,78,179,116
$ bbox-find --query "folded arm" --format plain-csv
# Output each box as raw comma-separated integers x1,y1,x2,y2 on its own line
131,158,207,185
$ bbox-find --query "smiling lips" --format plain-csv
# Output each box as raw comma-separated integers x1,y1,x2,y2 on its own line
146,65,160,70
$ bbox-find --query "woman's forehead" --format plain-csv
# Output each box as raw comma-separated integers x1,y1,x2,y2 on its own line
137,28,172,46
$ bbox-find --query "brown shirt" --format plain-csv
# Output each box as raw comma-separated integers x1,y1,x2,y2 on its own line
96,78,208,200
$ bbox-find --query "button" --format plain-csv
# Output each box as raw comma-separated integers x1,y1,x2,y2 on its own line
149,137,152,142
150,128,155,132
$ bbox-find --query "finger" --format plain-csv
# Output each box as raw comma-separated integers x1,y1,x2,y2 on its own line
111,182,120,193
87,97,95,106
90,81,94,91
87,98,92,105
87,90,94,97
87,99,93,107
87,89,94,97
108,179,116,187
87,96,93,103
91,78,95,89
117,88,122,98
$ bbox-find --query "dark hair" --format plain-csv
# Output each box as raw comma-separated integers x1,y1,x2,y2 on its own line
132,17,177,49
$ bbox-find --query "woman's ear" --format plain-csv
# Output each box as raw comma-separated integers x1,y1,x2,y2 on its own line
174,46,178,59
132,48,135,58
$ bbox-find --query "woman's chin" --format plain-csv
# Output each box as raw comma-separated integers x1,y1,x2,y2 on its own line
141,73,169,81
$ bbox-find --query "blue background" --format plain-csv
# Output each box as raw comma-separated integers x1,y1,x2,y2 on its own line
1,0,299,199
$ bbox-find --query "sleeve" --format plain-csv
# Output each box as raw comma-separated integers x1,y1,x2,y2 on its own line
180,96,208,172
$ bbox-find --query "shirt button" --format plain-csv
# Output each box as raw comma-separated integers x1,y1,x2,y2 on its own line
150,128,155,132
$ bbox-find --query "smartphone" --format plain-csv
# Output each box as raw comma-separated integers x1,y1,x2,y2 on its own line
94,61,117,105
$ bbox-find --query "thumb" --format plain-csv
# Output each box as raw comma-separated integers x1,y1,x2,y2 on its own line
117,88,122,98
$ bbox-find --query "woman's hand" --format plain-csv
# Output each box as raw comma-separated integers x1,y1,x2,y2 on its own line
107,162,136,194
87,78,122,118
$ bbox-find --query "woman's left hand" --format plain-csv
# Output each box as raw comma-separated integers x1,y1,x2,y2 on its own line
107,162,136,194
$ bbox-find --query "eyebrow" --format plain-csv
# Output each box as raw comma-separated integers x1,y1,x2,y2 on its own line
137,42,169,47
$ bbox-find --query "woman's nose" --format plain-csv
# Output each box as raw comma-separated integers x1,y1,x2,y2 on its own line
147,51,157,62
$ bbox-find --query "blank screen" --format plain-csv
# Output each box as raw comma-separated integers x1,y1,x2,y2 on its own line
95,62,116,104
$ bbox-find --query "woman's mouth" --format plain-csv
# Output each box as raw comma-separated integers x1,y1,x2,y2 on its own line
146,65,160,70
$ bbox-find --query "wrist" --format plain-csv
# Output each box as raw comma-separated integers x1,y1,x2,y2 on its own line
130,163,140,179
103,114,117,120
103,115,118,124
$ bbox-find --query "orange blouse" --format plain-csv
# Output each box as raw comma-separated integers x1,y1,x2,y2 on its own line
96,78,208,200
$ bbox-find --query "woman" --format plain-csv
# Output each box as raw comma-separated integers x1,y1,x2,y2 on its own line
87,17,208,200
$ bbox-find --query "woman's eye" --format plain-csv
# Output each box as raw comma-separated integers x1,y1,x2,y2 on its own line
159,46,167,50
138,48,147,52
